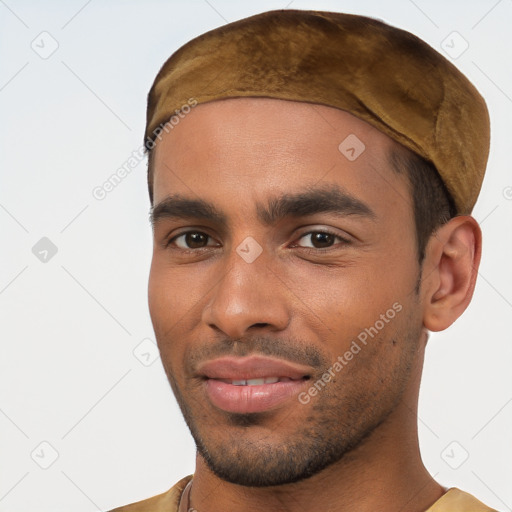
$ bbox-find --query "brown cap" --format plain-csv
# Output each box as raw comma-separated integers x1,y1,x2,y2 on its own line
145,9,490,214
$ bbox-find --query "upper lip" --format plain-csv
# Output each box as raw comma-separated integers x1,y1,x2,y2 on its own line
197,355,311,380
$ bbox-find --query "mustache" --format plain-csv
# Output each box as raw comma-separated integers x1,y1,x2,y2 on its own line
187,335,328,371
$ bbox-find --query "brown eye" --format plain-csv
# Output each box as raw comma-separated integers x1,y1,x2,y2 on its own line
169,231,214,249
296,230,349,250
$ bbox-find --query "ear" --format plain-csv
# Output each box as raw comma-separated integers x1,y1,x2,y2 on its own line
421,215,482,332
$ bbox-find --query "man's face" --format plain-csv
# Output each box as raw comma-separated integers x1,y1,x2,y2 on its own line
148,98,425,486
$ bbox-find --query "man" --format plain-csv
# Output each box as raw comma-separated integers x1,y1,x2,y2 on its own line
111,9,496,512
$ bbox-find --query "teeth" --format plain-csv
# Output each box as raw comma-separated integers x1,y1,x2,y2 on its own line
246,378,265,385
230,377,282,386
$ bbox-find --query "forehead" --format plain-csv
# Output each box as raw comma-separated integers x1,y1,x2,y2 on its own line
151,98,411,219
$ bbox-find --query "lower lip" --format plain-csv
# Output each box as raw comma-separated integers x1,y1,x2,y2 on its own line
205,378,308,414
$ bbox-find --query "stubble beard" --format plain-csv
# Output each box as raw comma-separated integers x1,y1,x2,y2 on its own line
162,324,420,487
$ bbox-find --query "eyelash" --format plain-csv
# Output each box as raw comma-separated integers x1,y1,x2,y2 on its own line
165,229,351,253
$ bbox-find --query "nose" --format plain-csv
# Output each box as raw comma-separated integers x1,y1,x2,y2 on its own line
201,248,290,339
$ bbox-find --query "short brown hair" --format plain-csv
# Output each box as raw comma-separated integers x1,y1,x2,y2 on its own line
389,147,457,264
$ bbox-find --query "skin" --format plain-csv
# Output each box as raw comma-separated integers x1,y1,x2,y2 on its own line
148,97,481,512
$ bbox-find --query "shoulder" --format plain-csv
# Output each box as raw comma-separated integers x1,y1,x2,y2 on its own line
108,475,193,512
426,487,499,512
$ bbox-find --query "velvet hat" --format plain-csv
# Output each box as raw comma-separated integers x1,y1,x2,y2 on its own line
144,9,490,214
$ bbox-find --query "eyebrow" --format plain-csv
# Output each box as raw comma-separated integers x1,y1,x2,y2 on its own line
149,184,376,229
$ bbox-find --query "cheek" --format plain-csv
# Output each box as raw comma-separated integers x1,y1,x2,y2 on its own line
148,265,184,379
287,262,412,357
148,259,191,356
148,260,170,324
148,257,203,322
148,258,213,364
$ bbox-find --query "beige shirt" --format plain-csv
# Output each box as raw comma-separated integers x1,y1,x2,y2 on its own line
109,475,499,511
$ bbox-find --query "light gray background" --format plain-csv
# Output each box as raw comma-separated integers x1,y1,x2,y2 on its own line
1,1,511,511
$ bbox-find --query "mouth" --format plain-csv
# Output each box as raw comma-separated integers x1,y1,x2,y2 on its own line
215,376,304,386
198,356,312,414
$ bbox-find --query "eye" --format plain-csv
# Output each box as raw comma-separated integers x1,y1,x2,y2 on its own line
167,230,218,250
294,230,350,250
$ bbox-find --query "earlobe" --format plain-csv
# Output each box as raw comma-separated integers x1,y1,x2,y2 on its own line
422,216,482,332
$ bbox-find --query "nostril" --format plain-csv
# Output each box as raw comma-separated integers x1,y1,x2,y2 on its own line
250,323,270,328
